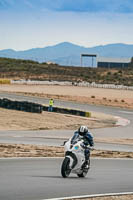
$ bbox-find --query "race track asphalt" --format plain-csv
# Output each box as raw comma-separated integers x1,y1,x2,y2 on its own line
0,130,133,152
0,157,133,200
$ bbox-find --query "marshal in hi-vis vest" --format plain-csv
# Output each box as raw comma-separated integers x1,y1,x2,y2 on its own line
49,99,54,106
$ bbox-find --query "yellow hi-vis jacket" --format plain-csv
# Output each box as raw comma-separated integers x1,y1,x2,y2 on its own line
49,99,54,106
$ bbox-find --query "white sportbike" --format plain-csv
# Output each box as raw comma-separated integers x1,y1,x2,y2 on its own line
61,136,91,178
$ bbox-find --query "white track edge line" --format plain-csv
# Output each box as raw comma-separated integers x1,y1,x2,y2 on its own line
43,192,133,200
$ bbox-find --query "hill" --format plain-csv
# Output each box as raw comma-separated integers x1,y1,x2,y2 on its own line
0,42,133,66
0,57,133,86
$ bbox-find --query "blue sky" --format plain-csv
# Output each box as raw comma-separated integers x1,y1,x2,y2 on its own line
0,0,133,50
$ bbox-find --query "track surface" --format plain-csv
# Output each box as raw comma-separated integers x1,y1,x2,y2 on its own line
0,158,133,200
0,130,133,152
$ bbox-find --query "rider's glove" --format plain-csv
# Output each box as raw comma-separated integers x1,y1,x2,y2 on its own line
80,143,87,149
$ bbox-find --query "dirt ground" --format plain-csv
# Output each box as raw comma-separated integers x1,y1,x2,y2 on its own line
0,84,133,109
1,143,133,158
0,107,116,131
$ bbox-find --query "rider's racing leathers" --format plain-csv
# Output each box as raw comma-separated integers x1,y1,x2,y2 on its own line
71,130,94,162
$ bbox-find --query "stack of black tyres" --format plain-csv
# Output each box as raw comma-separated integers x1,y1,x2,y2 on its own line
0,98,43,113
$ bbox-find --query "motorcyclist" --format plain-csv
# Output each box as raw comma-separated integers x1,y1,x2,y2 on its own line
71,125,94,166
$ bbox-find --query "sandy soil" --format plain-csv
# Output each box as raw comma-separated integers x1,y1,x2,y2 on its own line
1,143,133,158
0,84,133,109
0,108,116,131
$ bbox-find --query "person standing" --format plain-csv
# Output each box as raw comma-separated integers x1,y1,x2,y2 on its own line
48,98,54,112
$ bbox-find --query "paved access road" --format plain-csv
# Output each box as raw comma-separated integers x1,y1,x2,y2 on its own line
0,157,133,200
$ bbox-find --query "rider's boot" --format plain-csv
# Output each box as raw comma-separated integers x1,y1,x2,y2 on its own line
85,160,89,168
82,158,90,169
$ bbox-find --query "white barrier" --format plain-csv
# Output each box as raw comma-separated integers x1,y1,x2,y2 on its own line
78,81,133,90
11,80,72,86
11,80,133,90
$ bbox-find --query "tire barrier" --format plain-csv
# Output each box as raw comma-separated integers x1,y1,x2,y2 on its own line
85,112,91,118
0,98,43,113
43,105,91,118
0,98,90,116
0,79,11,84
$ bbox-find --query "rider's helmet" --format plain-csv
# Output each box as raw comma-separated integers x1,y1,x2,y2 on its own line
78,125,88,136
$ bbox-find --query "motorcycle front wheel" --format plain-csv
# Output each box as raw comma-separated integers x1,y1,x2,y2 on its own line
61,157,71,178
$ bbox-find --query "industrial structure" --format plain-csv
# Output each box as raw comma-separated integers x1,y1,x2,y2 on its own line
81,54,97,67
97,57,131,68
80,54,131,68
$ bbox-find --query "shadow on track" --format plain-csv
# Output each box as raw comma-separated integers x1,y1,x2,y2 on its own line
31,175,93,180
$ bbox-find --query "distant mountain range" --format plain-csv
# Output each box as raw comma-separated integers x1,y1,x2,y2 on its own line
0,42,133,66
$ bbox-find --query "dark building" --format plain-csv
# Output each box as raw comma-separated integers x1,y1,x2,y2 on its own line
97,57,131,68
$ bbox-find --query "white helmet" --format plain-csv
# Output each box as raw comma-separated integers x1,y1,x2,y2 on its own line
78,125,88,136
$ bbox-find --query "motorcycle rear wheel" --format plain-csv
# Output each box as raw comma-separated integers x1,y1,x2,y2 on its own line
77,168,89,177
61,157,71,178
